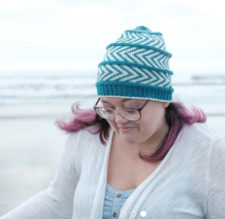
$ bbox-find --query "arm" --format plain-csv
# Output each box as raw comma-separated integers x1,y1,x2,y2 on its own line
206,137,225,218
1,131,83,219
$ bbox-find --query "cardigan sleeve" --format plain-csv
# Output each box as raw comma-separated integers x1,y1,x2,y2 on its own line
206,137,225,218
0,131,83,219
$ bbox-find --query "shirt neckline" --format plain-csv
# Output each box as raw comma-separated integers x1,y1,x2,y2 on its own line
106,183,136,193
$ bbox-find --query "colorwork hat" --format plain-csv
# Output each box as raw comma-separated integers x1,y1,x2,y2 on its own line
96,26,174,102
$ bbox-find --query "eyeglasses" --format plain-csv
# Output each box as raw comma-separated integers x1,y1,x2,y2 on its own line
93,98,150,121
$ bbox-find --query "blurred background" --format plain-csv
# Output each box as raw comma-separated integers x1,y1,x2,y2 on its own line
0,0,225,215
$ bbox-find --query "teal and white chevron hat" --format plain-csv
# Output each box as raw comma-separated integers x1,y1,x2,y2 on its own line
96,26,174,101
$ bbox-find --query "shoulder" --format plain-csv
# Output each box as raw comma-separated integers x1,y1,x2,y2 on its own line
68,129,100,143
177,122,225,156
61,129,105,172
182,122,220,143
67,129,102,148
66,129,106,156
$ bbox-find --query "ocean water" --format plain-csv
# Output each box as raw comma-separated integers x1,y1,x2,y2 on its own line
1,71,225,115
0,72,97,105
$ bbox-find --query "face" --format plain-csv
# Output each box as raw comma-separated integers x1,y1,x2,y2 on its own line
99,97,170,148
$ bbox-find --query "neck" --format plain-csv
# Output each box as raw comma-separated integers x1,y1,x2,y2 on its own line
113,120,169,158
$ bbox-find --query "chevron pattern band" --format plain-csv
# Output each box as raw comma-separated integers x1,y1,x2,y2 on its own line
96,26,174,101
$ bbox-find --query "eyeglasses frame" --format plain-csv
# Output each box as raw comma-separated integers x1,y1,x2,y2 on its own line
93,98,150,121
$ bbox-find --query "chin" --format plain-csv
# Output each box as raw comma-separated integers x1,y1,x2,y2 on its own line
120,134,137,144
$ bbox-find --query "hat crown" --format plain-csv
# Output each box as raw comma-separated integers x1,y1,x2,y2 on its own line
96,26,174,101
134,26,152,33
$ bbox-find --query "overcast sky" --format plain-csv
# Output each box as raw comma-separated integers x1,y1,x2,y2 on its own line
0,0,224,79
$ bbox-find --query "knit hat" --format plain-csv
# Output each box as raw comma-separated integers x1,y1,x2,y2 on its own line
96,26,174,102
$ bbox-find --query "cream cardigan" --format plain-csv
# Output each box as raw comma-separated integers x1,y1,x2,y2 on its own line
1,123,225,219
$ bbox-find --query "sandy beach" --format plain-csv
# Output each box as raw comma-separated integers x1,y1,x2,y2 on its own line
0,103,225,216
0,115,67,215
0,102,83,215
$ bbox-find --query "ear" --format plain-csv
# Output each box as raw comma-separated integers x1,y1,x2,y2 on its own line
162,102,170,108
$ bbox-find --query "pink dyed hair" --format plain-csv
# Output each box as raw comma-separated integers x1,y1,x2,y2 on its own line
56,101,206,163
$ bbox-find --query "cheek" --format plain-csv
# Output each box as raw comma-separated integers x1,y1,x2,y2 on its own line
137,120,153,137
138,111,163,134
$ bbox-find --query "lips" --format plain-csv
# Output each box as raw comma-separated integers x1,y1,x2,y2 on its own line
118,126,134,133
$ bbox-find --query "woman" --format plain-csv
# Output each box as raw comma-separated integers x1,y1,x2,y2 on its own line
1,26,225,219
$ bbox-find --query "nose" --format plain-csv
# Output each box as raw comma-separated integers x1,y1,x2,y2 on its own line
114,111,128,124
